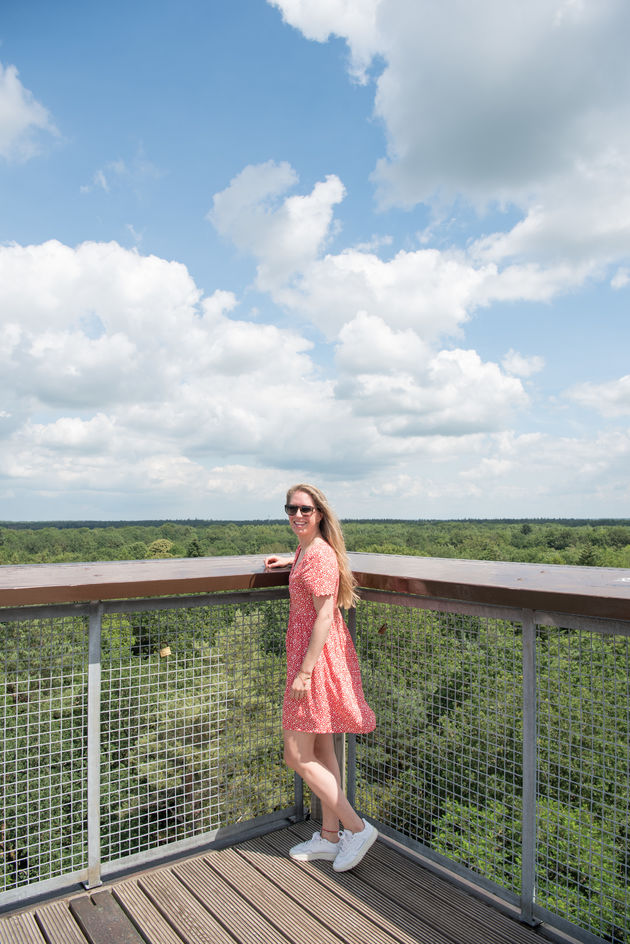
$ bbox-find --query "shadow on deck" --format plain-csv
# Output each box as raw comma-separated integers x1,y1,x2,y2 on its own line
2,822,548,944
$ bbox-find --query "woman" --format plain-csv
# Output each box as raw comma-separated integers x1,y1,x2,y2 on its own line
265,484,377,872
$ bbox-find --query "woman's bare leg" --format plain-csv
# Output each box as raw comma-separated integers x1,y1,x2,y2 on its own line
284,729,364,834
313,733,342,837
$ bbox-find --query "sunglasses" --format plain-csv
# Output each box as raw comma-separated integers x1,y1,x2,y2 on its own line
285,503,317,516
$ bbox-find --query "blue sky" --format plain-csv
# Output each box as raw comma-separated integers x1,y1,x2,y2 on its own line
1,0,629,521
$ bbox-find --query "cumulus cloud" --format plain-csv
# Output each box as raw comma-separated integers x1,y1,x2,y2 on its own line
269,0,630,283
0,62,58,160
0,237,539,509
501,349,545,378
340,424,630,517
565,375,630,416
368,0,630,208
0,239,398,502
267,0,382,81
281,246,492,340
209,160,345,291
207,161,626,351
208,163,488,336
470,153,630,274
335,314,527,435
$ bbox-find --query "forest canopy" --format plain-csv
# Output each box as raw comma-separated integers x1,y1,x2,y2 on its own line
1,518,630,568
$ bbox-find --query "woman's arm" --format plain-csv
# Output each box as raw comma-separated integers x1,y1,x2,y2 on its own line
264,554,293,569
290,594,335,700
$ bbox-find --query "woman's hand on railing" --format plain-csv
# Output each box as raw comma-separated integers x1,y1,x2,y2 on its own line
264,555,293,570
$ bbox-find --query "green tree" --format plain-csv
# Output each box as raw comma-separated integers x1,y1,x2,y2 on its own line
146,539,174,559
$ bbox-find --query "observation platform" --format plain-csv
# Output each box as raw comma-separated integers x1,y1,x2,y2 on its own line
2,822,546,944
1,552,628,944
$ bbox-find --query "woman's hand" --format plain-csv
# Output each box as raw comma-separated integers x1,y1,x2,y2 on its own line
264,555,293,570
290,669,312,701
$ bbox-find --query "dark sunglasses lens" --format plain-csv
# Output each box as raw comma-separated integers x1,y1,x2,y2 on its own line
285,504,315,515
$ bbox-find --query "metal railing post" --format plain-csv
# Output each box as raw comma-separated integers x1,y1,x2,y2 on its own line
293,771,304,821
521,609,537,925
347,606,357,807
85,602,103,889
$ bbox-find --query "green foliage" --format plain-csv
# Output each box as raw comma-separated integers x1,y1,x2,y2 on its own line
1,518,628,939
146,538,174,559
2,517,630,567
355,604,629,941
1,601,291,889
259,599,290,655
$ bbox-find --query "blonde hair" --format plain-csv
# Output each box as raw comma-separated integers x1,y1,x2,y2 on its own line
287,483,359,610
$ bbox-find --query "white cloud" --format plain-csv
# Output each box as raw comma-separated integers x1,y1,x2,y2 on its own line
0,239,387,499
565,375,630,416
208,161,626,347
501,349,545,378
80,149,161,195
368,0,630,208
209,164,490,336
268,0,382,81
470,153,630,273
269,0,630,285
335,310,430,373
0,237,538,509
350,426,630,517
335,315,528,435
0,62,58,160
2,237,627,517
209,160,345,291
281,246,491,340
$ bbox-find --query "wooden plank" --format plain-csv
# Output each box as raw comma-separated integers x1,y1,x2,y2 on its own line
254,825,544,944
69,891,145,944
203,848,342,944
0,555,283,606
112,881,185,944
174,859,289,944
2,551,629,618
35,899,88,944
350,552,630,620
0,910,46,944
274,824,541,944
138,868,235,944
231,833,452,944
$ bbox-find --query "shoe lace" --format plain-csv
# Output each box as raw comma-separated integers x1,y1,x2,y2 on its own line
337,829,352,853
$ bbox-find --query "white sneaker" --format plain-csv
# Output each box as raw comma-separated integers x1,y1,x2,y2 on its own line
289,831,340,861
332,819,378,872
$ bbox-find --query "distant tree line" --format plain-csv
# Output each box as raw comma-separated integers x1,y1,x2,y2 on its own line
1,519,630,567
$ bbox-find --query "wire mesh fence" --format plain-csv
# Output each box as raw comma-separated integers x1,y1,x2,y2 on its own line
535,624,629,944
0,613,89,895
2,578,628,944
353,593,630,944
0,591,293,901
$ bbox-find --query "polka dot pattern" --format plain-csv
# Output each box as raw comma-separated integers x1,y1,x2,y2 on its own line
282,538,376,734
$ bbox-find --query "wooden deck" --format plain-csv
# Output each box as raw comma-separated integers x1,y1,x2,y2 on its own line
1,822,549,944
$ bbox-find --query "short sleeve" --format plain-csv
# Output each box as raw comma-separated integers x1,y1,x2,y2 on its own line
301,542,339,598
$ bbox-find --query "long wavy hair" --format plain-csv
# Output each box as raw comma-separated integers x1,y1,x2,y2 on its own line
287,483,359,610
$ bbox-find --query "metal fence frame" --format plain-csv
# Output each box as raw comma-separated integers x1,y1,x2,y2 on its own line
350,589,630,944
1,574,628,944
0,588,300,909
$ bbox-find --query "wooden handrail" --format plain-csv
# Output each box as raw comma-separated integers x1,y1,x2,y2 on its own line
0,552,628,619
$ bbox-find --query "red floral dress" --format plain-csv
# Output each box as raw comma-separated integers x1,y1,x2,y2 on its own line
282,538,376,734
